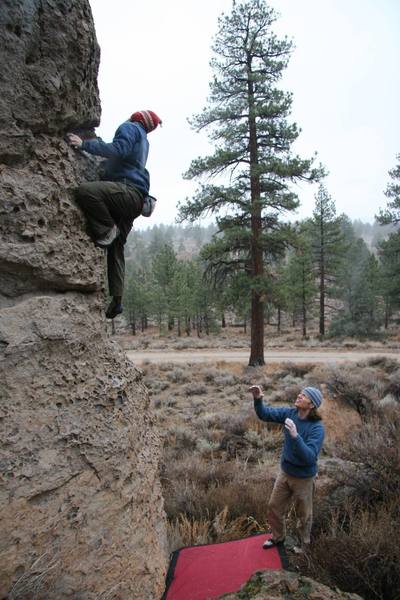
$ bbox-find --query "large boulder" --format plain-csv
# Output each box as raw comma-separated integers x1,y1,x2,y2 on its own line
216,570,363,600
0,1,167,598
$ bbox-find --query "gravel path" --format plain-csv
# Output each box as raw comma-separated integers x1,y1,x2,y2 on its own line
126,349,399,364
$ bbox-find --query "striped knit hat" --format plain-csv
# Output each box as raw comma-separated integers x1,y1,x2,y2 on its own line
130,110,162,133
302,387,323,409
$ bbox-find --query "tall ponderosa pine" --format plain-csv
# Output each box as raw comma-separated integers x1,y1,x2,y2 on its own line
179,0,322,365
307,184,344,337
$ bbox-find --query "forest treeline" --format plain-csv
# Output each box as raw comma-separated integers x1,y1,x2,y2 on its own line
123,204,398,339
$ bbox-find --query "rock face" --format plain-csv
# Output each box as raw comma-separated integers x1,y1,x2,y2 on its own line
0,1,167,598
216,570,363,600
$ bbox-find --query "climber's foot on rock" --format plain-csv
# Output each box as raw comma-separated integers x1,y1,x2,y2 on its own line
106,297,123,319
96,224,119,248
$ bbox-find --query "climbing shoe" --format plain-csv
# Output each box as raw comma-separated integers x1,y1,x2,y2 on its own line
96,224,119,248
106,298,123,319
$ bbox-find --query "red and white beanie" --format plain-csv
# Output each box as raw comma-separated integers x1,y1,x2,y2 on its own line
129,110,162,133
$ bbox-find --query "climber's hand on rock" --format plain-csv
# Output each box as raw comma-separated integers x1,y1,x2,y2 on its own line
248,385,263,399
67,133,83,148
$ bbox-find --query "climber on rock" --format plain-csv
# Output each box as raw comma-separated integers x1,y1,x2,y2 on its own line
67,110,161,319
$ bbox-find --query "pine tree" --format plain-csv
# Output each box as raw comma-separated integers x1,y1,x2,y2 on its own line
178,0,322,365
377,154,400,225
330,235,383,337
306,184,345,336
376,154,400,322
282,233,317,337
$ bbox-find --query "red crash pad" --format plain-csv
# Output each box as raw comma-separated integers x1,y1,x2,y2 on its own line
162,533,287,600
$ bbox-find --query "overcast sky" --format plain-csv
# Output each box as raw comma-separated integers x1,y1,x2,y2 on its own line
88,0,400,229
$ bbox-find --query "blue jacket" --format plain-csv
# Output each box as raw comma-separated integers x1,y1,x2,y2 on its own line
254,399,324,478
81,121,150,195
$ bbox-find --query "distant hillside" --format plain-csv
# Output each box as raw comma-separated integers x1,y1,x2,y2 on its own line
127,220,394,262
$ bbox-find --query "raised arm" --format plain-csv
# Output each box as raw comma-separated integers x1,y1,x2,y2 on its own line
81,122,140,159
249,385,291,424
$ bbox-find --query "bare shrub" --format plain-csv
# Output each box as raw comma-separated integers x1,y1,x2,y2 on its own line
145,379,170,394
386,368,400,400
167,367,191,384
325,365,384,416
243,430,263,448
274,362,315,379
214,374,238,387
196,438,220,455
333,408,400,506
166,425,196,450
224,412,250,436
362,356,399,373
305,500,400,600
202,368,223,382
183,383,208,396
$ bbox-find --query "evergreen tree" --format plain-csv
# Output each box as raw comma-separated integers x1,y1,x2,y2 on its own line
378,234,400,323
282,233,316,337
377,154,400,225
124,266,153,334
178,0,322,365
377,154,400,322
330,235,383,337
306,184,345,336
151,244,178,331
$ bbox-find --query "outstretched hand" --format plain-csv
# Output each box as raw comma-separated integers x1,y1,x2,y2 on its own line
67,133,83,148
284,418,298,438
248,385,263,399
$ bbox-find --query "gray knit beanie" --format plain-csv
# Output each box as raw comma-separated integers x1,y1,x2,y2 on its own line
303,387,323,408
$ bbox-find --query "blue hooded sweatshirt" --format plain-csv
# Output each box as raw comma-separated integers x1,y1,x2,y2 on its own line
81,121,150,195
254,399,324,478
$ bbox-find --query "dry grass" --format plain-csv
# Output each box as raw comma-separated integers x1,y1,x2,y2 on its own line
166,507,264,554
9,553,61,600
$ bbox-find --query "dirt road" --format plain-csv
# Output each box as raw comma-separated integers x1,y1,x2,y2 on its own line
126,348,399,365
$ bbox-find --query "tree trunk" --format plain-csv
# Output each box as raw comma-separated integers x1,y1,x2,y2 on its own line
185,316,191,336
221,313,226,328
319,220,325,337
247,56,265,366
277,306,281,334
250,291,264,365
384,298,389,330
204,314,210,336
302,266,307,338
177,318,181,337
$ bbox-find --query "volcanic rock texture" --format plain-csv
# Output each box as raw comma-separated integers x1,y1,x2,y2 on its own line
0,1,167,598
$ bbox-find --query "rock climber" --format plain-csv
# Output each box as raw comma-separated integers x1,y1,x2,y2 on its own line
249,384,325,553
67,110,161,319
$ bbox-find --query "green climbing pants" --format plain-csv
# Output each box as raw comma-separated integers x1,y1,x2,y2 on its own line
75,181,143,297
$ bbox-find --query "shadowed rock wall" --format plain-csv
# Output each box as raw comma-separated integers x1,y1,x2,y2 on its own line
0,1,167,598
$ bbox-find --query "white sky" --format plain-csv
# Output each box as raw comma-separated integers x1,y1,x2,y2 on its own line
88,0,400,229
